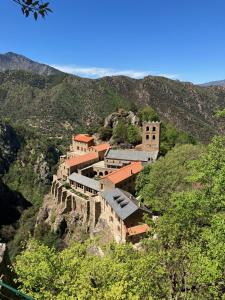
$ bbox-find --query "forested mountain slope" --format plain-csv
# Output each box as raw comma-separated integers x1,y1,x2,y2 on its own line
0,70,225,142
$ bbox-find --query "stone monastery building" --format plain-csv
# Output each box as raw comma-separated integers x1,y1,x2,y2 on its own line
52,121,160,243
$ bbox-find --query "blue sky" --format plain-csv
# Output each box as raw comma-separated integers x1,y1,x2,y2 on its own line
0,0,225,83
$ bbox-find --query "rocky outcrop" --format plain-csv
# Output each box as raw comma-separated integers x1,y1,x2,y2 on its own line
33,146,62,184
36,193,88,245
104,109,140,129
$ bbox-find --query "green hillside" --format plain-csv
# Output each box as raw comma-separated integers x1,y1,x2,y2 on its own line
0,70,225,142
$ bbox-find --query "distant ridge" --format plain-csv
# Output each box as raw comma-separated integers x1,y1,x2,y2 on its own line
201,79,225,87
0,52,62,76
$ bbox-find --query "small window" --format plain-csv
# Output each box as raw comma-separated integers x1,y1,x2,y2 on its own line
146,135,149,140
153,126,156,132
146,126,149,131
152,135,156,140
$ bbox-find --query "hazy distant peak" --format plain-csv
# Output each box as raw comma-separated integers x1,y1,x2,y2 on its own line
201,79,225,87
0,52,62,76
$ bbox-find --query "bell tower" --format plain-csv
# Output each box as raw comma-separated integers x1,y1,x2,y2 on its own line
142,121,160,152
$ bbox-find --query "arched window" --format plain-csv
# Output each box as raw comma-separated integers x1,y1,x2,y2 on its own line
99,172,103,176
146,126,149,131
105,171,108,175
153,126,156,132
152,135,156,140
146,135,149,140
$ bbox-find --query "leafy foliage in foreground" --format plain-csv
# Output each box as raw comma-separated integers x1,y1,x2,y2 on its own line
14,240,169,300
14,137,225,299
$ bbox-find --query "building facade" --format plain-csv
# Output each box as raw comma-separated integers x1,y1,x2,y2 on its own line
141,121,161,152
50,121,159,244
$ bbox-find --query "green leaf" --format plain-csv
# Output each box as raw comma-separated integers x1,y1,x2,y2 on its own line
34,11,38,20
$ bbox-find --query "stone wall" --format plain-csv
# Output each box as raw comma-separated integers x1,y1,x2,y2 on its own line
97,196,127,243
51,179,89,224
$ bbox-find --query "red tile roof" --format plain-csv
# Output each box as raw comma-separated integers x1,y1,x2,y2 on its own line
91,143,110,152
102,162,143,184
74,134,94,143
66,152,98,167
126,224,149,236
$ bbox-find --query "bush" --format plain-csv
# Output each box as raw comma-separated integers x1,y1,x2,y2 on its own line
138,106,160,122
127,125,141,145
113,121,128,144
99,127,113,141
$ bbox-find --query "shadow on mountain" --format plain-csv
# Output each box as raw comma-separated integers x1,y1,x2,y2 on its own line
0,180,31,225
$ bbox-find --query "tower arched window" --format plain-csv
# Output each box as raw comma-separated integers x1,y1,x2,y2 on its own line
153,126,156,132
152,135,156,140
146,135,149,140
146,126,149,131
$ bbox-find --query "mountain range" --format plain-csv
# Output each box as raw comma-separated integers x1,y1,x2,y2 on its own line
0,52,224,143
0,52,225,87
201,79,225,87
